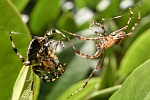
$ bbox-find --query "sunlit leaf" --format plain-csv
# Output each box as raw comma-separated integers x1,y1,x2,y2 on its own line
118,29,150,78
110,59,150,100
11,0,29,11
12,66,32,100
0,0,30,99
0,0,41,100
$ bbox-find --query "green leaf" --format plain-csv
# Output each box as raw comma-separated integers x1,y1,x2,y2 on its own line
57,12,77,32
29,0,61,35
0,0,30,33
85,85,121,100
95,0,120,20
110,59,150,100
118,28,150,78
33,74,40,100
75,0,100,9
59,78,100,100
0,0,36,100
99,48,118,90
11,0,30,11
12,66,32,100
12,66,40,100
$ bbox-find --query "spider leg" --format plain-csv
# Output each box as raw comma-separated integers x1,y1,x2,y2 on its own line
111,6,134,35
127,3,141,36
89,21,107,36
63,30,102,41
32,65,58,82
31,72,34,94
67,54,103,98
113,3,141,38
68,37,103,59
59,62,66,68
53,41,59,53
44,40,65,57
50,67,65,79
59,65,66,72
44,29,66,38
52,41,65,53
9,31,30,66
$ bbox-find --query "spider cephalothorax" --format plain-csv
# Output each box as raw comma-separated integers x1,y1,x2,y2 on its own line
10,29,66,82
64,4,141,98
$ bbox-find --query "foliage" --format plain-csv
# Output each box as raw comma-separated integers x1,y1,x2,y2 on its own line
110,59,150,100
0,0,150,100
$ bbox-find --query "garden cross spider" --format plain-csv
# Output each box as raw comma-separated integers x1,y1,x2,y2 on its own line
64,4,141,98
9,29,66,83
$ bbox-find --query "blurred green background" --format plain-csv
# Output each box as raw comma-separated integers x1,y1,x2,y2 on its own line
0,0,150,100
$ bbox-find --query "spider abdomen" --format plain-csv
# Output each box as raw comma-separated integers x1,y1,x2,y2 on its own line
27,37,41,63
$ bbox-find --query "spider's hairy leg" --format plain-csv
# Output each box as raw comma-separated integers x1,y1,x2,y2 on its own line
53,41,65,52
51,41,66,72
67,37,102,59
67,54,103,98
63,30,102,41
112,6,134,35
124,7,134,29
9,31,30,66
47,40,65,55
127,3,141,36
32,66,58,82
50,67,65,79
116,3,141,38
58,62,67,72
90,21,107,36
44,29,66,38
52,41,62,53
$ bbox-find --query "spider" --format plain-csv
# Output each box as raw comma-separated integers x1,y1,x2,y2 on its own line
9,29,66,83
64,4,141,98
